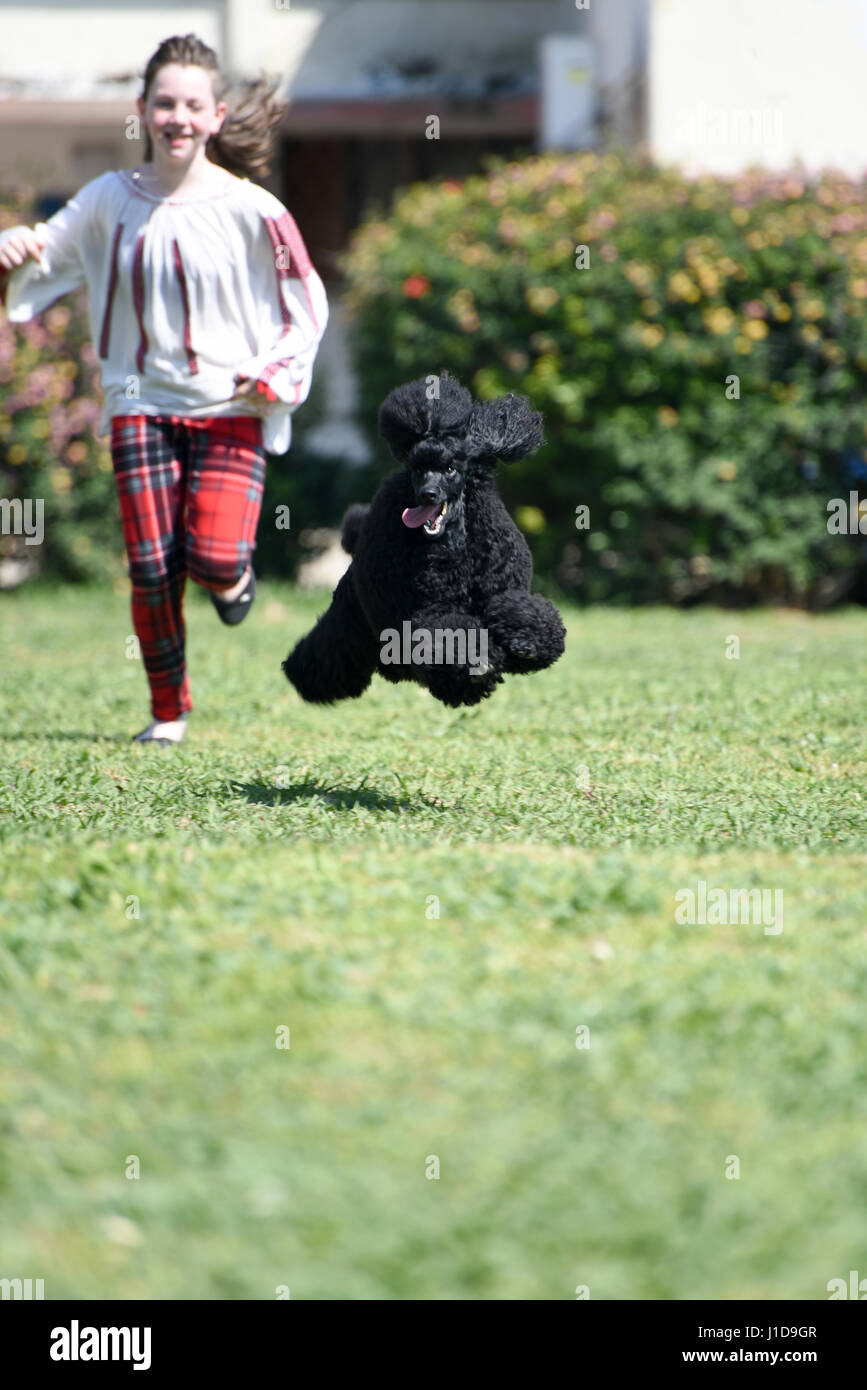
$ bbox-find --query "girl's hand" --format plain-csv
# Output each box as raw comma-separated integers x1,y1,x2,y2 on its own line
0,229,47,272
232,375,278,404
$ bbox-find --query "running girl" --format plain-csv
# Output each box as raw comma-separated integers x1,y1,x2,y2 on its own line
0,33,328,745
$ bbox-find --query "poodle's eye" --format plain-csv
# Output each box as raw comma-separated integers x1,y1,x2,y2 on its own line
446,465,458,477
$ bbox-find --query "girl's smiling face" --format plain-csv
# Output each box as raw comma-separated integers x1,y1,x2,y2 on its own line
138,63,227,169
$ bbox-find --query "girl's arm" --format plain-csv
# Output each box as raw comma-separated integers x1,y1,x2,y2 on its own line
233,206,329,409
0,183,93,318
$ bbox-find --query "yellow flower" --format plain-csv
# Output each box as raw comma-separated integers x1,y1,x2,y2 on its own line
696,269,720,295
515,505,546,533
734,335,753,354
447,288,475,317
640,323,665,348
717,460,738,481
525,285,560,313
772,302,792,321
730,207,749,225
743,319,768,340
641,298,661,316
703,306,735,334
658,406,679,427
624,261,653,290
800,299,825,321
8,443,27,465
667,270,700,302
51,467,72,492
459,244,493,267
801,325,820,343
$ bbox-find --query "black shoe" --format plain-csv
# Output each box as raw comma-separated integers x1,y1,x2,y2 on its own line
210,568,256,626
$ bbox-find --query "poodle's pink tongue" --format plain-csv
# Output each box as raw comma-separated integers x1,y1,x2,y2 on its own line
402,503,440,528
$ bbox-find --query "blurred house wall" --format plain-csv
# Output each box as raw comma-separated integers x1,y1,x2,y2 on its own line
0,0,583,203
649,0,867,175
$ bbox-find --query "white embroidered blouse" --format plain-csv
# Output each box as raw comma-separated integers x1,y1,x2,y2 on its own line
0,169,329,454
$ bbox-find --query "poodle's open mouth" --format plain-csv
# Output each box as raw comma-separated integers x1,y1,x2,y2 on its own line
401,499,449,535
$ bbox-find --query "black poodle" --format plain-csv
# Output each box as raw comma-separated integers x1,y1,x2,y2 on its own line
282,371,566,708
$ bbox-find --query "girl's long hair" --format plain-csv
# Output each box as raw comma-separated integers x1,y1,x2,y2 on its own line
141,34,286,181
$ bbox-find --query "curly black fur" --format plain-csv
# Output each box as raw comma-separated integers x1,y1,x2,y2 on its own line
283,372,566,708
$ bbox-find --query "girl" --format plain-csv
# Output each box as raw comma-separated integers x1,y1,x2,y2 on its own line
0,33,329,745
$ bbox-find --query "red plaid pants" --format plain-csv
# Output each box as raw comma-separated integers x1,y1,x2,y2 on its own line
111,413,266,721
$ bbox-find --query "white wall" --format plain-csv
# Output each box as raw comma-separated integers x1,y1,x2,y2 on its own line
650,0,867,175
0,1,571,94
0,3,222,88
231,1,567,97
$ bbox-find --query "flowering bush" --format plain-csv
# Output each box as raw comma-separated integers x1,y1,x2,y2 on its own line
0,190,125,584
341,152,867,604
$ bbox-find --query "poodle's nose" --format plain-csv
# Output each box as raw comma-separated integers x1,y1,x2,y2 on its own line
418,482,441,504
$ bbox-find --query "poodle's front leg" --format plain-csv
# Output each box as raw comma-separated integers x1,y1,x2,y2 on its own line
283,568,380,703
386,608,505,707
482,591,566,674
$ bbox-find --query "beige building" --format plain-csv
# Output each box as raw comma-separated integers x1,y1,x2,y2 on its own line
0,0,645,272
3,0,866,258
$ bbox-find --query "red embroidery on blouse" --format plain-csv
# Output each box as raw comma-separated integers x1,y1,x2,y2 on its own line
98,222,123,358
265,211,312,283
132,234,148,373
258,212,322,395
172,238,198,375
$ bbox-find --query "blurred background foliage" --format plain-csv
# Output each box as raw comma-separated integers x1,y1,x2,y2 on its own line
5,153,867,603
341,150,867,606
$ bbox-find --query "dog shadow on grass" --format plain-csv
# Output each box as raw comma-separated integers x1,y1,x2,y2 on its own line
229,776,450,816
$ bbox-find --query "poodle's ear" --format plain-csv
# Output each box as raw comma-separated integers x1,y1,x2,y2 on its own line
378,372,473,460
471,393,545,463
378,385,418,459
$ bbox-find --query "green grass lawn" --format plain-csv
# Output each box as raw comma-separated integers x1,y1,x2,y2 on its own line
1,581,865,1300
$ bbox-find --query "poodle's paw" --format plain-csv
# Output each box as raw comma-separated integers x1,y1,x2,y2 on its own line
426,663,502,707
502,632,540,662
483,593,566,674
469,656,494,680
493,627,550,672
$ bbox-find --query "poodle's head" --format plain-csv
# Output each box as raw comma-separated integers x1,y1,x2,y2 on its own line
378,371,544,539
